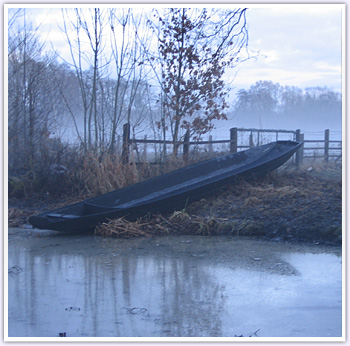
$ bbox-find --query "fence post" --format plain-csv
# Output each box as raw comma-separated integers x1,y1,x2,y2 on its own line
143,135,147,162
324,129,329,163
208,135,213,154
295,129,303,169
230,127,238,153
299,133,304,167
122,123,130,164
249,132,254,148
162,140,167,162
183,129,190,162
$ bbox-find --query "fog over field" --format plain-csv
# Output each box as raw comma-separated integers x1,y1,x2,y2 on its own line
7,4,343,172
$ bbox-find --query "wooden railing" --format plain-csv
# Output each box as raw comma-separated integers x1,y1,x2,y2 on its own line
121,123,342,166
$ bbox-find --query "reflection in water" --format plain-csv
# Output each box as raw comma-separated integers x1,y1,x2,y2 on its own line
7,235,342,338
9,238,226,337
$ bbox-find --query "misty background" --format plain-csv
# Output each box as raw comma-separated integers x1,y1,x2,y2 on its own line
7,5,343,177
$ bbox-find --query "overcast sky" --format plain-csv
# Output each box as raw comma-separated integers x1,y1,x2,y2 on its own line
8,4,343,94
235,5,343,93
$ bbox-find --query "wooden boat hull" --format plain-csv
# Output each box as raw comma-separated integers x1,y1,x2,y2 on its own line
29,140,302,233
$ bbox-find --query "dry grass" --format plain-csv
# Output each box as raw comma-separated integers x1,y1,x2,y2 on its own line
67,152,200,198
8,208,38,227
95,217,153,238
95,168,342,240
95,209,228,238
75,153,140,196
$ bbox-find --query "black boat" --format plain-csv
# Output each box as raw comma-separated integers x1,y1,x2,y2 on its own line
29,140,302,233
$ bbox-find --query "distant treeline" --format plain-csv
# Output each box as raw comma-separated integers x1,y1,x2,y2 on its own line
231,80,341,130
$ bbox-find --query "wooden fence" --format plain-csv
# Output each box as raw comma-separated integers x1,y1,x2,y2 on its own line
121,123,342,167
300,129,342,164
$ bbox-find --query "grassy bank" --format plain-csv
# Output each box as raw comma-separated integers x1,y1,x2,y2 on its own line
95,165,342,245
8,161,342,246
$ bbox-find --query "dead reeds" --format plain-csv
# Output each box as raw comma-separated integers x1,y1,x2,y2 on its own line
95,217,153,238
68,152,201,198
8,208,38,227
75,153,140,196
94,209,228,238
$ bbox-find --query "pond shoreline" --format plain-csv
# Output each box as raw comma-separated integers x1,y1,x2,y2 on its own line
8,167,342,247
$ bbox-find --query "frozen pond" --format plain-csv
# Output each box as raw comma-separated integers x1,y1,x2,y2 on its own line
7,229,342,339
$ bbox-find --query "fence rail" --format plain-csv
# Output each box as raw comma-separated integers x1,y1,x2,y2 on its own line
121,123,342,166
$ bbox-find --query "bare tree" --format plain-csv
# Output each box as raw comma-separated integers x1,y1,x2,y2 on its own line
8,9,59,171
80,8,106,151
61,8,108,152
107,9,152,154
147,8,249,155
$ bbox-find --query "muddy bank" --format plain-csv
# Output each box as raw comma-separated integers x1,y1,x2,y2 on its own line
186,168,342,245
96,167,342,246
8,167,342,246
